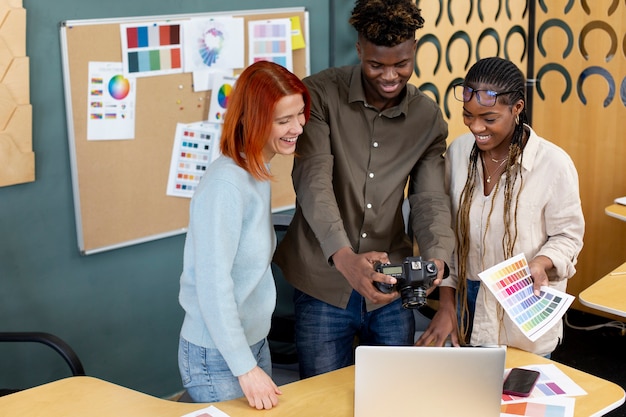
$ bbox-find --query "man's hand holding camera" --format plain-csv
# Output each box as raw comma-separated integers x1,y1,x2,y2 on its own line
373,256,450,309
332,247,399,305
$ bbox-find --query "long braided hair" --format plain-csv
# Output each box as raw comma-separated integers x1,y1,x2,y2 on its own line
456,57,529,344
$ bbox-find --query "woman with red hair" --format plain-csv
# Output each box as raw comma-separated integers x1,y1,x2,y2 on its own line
178,61,310,409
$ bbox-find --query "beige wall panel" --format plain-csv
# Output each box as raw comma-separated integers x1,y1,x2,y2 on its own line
532,2,626,313
0,0,32,187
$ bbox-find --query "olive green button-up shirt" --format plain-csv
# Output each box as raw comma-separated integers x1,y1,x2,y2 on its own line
274,65,454,311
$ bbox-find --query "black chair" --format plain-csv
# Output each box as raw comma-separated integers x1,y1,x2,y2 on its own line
0,332,85,396
268,214,298,365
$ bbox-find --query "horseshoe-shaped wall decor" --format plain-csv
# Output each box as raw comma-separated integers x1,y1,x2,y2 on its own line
446,31,472,72
476,28,501,61
414,34,442,77
418,82,441,105
444,77,465,119
435,0,443,26
537,19,574,59
448,0,474,25
504,25,527,62
579,21,618,62
581,0,619,16
577,66,615,107
504,0,528,19
538,0,574,14
536,63,572,102
478,0,502,22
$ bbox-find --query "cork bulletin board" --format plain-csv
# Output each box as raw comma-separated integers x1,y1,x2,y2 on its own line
60,8,309,254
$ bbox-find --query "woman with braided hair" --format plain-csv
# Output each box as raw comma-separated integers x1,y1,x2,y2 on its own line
416,57,584,357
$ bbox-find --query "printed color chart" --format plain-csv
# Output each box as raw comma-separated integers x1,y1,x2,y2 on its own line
501,397,576,417
502,364,587,404
502,402,566,417
248,18,293,71
166,122,221,198
120,22,183,77
478,254,574,341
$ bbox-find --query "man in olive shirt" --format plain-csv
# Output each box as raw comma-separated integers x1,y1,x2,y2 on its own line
274,0,454,379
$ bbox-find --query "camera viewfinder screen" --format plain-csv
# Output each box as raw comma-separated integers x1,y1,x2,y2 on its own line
382,265,403,275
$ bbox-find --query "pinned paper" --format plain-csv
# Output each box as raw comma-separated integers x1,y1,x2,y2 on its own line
166,121,222,198
290,16,305,50
207,74,237,123
248,18,293,71
86,62,136,140
183,16,245,73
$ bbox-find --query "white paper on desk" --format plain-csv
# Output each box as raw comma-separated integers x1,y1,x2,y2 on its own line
181,405,231,417
478,253,575,342
501,395,575,417
502,364,587,403
614,196,626,206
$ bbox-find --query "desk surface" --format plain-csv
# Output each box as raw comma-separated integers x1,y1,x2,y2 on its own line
605,203,626,222
579,261,626,318
0,348,623,417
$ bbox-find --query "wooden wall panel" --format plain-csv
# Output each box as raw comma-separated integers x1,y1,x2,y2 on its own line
0,0,34,187
532,1,626,313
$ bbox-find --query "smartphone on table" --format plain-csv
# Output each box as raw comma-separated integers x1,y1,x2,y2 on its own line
502,367,541,397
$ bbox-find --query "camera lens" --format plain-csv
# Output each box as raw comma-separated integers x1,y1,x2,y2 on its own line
400,286,427,309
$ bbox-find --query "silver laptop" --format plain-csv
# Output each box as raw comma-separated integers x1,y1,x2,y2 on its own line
354,345,506,417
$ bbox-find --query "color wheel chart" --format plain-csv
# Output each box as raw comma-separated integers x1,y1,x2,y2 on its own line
208,75,237,123
166,122,221,198
120,22,183,77
86,61,135,140
478,254,574,342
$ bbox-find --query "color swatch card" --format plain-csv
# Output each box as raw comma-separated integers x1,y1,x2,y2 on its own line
501,396,575,417
478,253,574,342
120,21,183,78
501,364,586,403
166,121,222,198
86,62,136,140
248,18,293,72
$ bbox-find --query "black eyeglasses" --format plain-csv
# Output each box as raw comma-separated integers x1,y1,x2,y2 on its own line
453,84,518,107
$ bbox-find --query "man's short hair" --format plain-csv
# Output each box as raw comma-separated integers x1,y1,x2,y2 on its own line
349,0,425,47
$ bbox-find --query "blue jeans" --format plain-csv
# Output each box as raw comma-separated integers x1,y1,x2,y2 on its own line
294,289,414,379
178,336,272,403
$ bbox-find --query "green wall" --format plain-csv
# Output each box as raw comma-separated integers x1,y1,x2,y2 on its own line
1,0,330,398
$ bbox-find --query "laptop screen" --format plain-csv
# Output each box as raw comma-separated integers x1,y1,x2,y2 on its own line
354,345,506,417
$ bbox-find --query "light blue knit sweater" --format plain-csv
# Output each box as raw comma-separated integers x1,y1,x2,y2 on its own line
179,155,276,377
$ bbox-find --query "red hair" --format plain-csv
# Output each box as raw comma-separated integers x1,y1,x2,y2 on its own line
220,61,311,180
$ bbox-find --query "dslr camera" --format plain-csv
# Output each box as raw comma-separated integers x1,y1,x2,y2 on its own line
374,256,444,309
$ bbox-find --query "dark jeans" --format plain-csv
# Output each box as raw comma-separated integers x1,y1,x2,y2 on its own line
293,289,414,379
